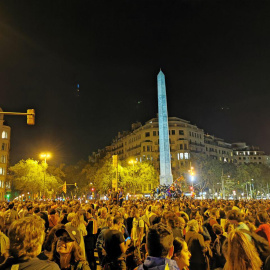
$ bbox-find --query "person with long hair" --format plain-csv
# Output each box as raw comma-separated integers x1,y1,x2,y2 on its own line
52,226,90,270
223,230,262,270
172,237,191,270
66,212,87,258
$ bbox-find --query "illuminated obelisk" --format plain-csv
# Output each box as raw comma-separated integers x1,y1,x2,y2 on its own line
157,70,173,185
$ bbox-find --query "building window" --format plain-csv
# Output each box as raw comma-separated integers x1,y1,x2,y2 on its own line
1,143,5,151
179,130,184,135
145,132,150,137
0,156,6,163
0,168,4,175
184,153,189,159
143,146,145,152
1,131,7,139
184,144,187,150
180,153,184,160
147,146,150,152
153,131,157,136
148,184,151,191
180,144,183,150
172,130,175,135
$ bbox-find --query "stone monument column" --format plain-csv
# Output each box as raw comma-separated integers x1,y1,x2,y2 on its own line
157,70,173,185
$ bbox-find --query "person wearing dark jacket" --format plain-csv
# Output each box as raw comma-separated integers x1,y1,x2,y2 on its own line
136,223,179,270
185,220,207,270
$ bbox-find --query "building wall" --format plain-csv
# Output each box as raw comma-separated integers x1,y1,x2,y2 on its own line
0,111,11,201
234,150,270,165
108,117,234,177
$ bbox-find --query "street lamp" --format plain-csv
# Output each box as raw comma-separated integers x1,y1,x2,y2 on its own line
40,153,51,199
189,166,195,187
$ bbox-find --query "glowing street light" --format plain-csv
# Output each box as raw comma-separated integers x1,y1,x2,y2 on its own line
189,165,196,187
40,153,51,164
40,153,51,199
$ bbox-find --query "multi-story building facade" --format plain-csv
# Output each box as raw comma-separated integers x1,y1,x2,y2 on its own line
232,142,270,165
90,117,270,191
104,117,233,177
0,108,11,200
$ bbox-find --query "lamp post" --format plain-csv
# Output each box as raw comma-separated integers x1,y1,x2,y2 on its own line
40,153,51,199
128,159,137,194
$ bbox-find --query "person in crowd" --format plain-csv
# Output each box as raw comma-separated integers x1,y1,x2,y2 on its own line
226,209,251,241
66,212,87,258
3,202,19,232
103,216,131,270
49,208,60,231
24,205,34,217
84,208,97,270
136,223,179,270
59,208,69,225
96,215,114,266
185,219,207,270
211,224,226,269
0,217,9,264
52,226,90,270
222,230,262,270
172,237,191,270
0,215,60,270
131,208,145,246
255,211,270,244
34,206,50,231
18,204,28,219
119,187,124,207
166,213,183,239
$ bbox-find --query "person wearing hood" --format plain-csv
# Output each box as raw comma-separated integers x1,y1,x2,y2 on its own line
136,223,179,270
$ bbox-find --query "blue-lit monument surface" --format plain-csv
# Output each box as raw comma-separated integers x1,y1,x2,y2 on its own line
157,70,173,185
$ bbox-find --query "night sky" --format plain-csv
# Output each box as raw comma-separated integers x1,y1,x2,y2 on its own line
1,0,270,165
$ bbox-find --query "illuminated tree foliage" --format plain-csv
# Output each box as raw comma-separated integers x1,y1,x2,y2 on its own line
9,159,59,196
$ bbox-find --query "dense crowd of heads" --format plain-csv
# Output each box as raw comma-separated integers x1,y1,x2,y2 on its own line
0,198,269,269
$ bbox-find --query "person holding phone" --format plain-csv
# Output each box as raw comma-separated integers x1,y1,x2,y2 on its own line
103,216,131,270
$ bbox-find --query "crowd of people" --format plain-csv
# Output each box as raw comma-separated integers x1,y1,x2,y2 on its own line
0,197,269,269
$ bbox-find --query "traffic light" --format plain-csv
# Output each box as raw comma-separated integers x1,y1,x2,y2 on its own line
91,188,95,192
75,183,77,187
63,182,67,193
112,155,118,167
27,109,35,125
189,186,194,191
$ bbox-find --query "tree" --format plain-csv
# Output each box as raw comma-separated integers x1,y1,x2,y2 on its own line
191,154,223,198
93,155,115,194
119,160,159,194
9,159,59,197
